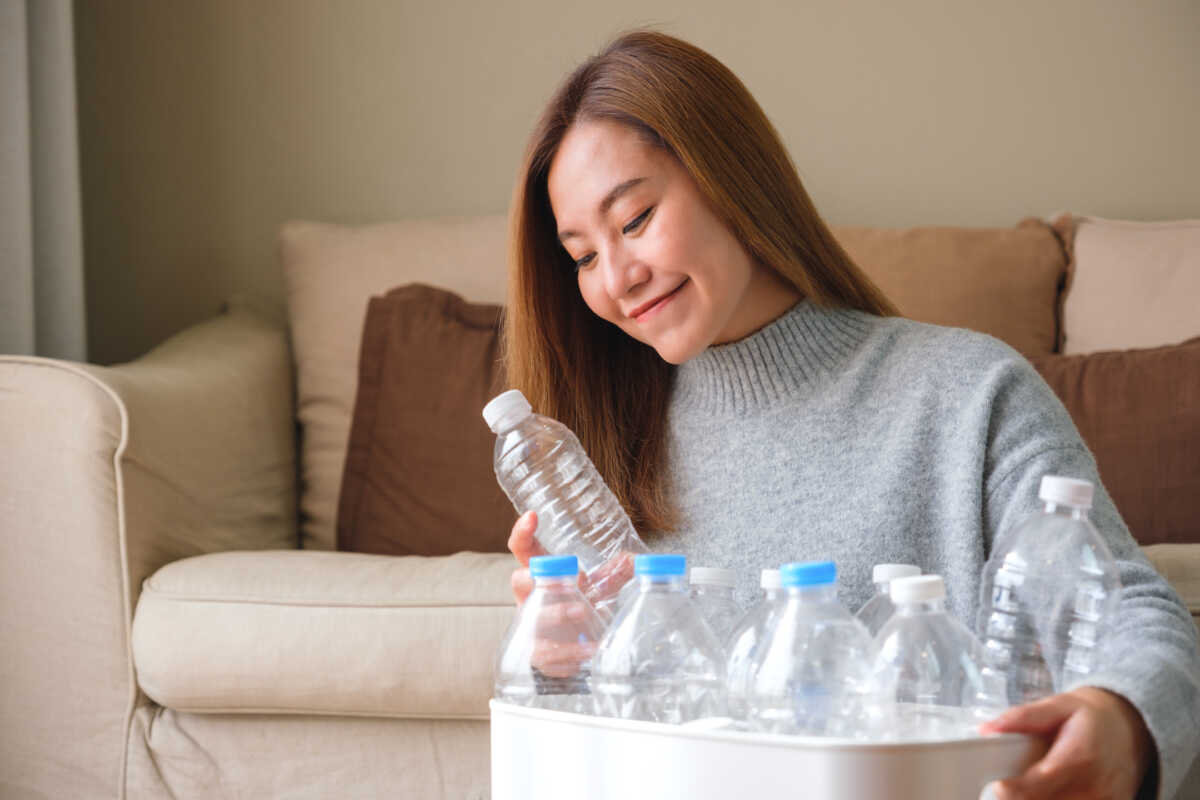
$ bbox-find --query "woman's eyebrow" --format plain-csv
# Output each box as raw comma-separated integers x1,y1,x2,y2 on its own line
558,177,647,242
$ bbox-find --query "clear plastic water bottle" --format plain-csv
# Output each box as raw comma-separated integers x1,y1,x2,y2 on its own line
748,561,878,738
978,475,1121,706
591,554,727,723
494,555,607,713
871,575,1005,739
689,567,742,646
855,563,921,637
484,389,647,621
724,569,784,723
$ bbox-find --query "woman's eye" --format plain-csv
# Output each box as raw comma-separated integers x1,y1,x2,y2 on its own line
623,207,653,234
573,253,595,271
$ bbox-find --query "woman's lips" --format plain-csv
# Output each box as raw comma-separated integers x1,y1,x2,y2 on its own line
632,280,687,322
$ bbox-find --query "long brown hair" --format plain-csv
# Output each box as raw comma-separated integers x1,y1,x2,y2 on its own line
505,30,896,535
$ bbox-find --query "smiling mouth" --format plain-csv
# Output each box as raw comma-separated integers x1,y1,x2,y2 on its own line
630,280,688,321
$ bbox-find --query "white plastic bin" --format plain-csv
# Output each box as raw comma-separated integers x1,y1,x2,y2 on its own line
490,700,1044,799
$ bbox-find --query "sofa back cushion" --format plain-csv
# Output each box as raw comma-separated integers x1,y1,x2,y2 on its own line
282,216,1065,551
1031,337,1200,545
836,219,1067,356
337,285,513,555
281,217,509,549
1055,215,1200,355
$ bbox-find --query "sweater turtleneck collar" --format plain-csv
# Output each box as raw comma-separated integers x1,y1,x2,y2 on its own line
671,299,875,415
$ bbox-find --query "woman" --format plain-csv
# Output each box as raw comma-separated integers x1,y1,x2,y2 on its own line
503,30,1198,799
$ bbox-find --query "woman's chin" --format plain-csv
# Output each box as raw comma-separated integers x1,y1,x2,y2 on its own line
649,335,706,365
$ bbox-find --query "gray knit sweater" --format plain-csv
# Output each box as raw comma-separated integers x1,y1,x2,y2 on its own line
651,299,1200,798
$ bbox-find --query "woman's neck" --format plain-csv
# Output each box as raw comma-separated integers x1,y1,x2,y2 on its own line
711,265,803,346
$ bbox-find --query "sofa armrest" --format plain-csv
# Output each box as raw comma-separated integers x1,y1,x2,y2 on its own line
0,302,297,797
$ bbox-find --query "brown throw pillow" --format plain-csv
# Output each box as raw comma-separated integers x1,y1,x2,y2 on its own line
833,218,1068,357
1030,337,1200,545
337,284,514,555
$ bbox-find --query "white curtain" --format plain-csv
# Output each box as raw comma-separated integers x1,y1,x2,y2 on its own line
1,0,85,360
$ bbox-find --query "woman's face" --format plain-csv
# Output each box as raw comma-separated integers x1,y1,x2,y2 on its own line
547,118,797,364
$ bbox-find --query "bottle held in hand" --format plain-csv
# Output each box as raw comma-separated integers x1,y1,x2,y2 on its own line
494,555,606,713
485,390,646,622
977,476,1121,706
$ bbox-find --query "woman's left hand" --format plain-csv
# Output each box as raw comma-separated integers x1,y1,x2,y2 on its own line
980,687,1155,800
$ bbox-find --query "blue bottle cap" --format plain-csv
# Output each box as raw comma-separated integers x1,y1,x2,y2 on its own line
634,554,687,577
529,555,579,578
780,560,837,588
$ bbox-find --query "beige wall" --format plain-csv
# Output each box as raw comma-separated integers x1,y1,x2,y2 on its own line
75,0,1200,364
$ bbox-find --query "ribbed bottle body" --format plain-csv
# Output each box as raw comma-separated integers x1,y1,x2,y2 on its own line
493,414,645,620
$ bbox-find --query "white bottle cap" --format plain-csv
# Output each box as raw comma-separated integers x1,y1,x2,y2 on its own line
872,563,920,583
482,389,533,432
760,569,782,590
690,567,737,588
1038,475,1094,510
890,575,945,605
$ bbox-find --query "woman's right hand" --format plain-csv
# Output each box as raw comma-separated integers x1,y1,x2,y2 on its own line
508,511,546,606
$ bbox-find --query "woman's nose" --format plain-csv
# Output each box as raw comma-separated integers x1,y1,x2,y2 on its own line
602,242,650,299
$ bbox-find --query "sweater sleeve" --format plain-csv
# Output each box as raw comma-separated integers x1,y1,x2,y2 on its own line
981,357,1200,800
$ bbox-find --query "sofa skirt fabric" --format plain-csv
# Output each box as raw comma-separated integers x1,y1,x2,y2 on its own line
125,705,490,799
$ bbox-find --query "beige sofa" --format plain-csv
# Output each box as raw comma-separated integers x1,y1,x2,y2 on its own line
1,214,1197,799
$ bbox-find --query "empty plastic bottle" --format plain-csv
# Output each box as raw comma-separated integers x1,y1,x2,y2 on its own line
724,569,784,723
978,476,1121,706
855,563,921,637
689,567,743,646
484,389,647,621
871,575,1005,739
494,555,607,713
747,561,878,738
591,554,727,724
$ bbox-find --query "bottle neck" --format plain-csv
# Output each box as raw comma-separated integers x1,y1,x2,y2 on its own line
872,580,890,597
1043,501,1089,521
637,574,688,592
693,583,735,598
896,597,945,615
784,583,838,603
533,576,580,590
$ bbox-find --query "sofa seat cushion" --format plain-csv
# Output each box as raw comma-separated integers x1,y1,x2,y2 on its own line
131,550,515,718
1143,544,1200,631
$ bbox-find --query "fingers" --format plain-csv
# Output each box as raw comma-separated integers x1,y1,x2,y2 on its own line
990,716,1091,799
987,691,1118,800
981,694,1074,736
507,511,545,566
531,639,599,679
578,550,636,599
511,567,533,606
